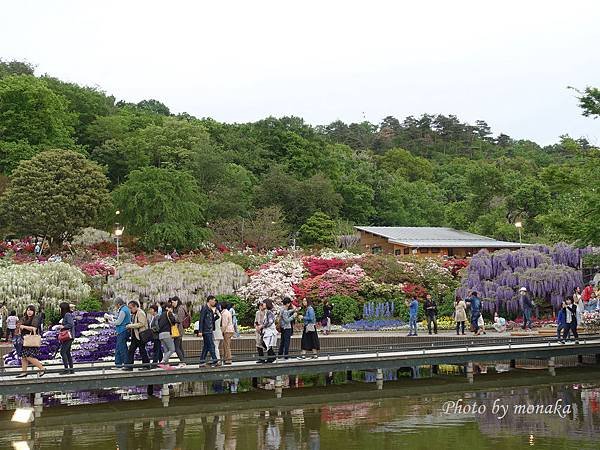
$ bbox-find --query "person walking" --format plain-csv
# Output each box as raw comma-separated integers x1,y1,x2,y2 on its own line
220,303,235,365
212,303,223,362
254,301,267,363
111,298,131,370
299,299,319,359
424,294,438,335
147,304,163,367
15,305,45,378
322,300,333,335
199,295,218,367
58,302,75,374
157,303,178,370
278,297,297,359
261,300,278,363
231,304,240,338
169,297,187,367
465,291,482,335
6,310,18,341
519,287,533,330
454,296,467,335
560,298,579,344
125,300,150,371
0,302,8,342
406,296,419,336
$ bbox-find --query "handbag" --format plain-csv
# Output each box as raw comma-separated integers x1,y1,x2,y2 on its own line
171,324,180,338
23,333,41,348
139,328,154,343
58,329,72,343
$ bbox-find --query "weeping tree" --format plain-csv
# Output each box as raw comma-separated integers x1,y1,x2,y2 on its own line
0,149,111,247
458,244,596,316
113,167,209,251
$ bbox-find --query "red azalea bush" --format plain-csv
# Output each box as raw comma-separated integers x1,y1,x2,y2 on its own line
402,283,428,299
81,261,116,277
304,257,347,277
91,241,117,256
443,258,469,277
293,265,365,304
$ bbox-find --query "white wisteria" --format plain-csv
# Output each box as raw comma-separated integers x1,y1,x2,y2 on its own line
104,261,248,308
72,227,112,246
0,262,91,313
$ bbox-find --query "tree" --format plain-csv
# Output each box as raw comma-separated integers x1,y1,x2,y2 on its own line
570,86,600,118
0,149,110,244
299,211,336,247
377,147,434,181
113,167,208,250
0,59,35,78
0,75,75,147
136,99,171,116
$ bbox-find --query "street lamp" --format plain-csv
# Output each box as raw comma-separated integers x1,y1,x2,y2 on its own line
115,224,124,263
515,221,522,246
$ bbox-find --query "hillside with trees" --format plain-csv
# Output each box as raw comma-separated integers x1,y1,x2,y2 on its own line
0,59,598,250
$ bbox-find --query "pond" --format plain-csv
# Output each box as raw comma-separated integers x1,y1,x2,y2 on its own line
3,374,600,449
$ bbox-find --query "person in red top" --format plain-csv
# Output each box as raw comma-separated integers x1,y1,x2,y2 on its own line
582,283,595,302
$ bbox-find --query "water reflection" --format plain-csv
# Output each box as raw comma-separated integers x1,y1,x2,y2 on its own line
4,383,600,449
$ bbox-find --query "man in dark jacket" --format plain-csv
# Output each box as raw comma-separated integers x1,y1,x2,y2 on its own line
520,287,533,330
424,294,438,335
199,295,218,367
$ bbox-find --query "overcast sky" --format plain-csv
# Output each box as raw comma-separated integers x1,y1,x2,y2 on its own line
3,0,599,145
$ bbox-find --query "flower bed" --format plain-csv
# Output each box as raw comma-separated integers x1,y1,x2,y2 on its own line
342,319,406,332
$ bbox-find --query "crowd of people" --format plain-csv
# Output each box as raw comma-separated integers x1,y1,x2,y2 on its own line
2,280,599,376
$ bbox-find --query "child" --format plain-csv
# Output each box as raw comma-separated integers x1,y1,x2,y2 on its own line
6,310,18,340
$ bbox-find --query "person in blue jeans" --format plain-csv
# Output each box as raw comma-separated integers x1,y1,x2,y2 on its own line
465,291,481,335
112,298,131,369
556,302,567,341
406,296,419,336
199,295,218,367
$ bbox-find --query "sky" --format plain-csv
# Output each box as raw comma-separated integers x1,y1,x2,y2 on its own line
2,0,599,145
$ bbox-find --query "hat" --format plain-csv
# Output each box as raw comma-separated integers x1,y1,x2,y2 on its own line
519,287,527,292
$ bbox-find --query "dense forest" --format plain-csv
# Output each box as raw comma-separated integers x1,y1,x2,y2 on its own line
0,59,598,251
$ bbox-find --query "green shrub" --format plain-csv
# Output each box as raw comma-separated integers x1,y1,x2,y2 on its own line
77,297,103,312
327,295,360,324
216,294,253,326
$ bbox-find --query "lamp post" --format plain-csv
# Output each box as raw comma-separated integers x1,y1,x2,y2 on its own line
515,221,523,246
115,224,124,263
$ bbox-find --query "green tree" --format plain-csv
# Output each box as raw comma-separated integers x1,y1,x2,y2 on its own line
0,59,35,78
299,211,336,247
0,149,110,244
377,147,434,181
570,86,600,118
136,99,171,116
113,167,208,250
0,75,75,147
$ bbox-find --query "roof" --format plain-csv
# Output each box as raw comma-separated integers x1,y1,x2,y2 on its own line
354,226,524,248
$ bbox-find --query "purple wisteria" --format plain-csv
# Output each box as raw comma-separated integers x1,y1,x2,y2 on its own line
458,244,594,314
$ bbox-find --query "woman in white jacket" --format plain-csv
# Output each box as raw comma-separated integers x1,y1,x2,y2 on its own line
212,303,223,362
261,299,278,363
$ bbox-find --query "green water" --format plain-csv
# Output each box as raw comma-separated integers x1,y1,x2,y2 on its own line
3,379,600,449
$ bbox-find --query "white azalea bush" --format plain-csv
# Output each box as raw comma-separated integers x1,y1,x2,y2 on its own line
104,261,248,308
0,262,90,313
237,257,303,305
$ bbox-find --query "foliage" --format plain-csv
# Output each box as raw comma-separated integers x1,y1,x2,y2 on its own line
80,260,116,277
582,252,600,268
327,295,360,324
216,294,254,326
77,296,103,312
104,261,247,309
293,265,365,303
570,86,600,118
303,256,348,276
0,262,90,313
0,149,111,244
299,211,336,247
113,167,208,251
